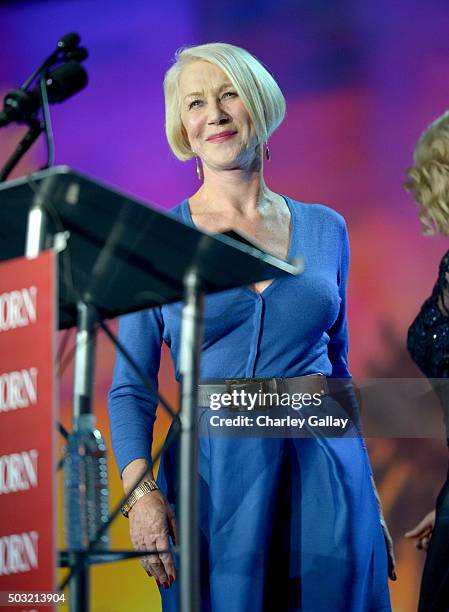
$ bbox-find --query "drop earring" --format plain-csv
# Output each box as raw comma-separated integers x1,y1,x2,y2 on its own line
265,141,271,161
196,156,203,181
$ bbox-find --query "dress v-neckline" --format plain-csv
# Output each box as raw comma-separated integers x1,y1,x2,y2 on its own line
182,195,296,298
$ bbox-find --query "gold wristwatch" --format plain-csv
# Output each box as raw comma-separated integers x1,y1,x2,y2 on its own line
121,479,159,518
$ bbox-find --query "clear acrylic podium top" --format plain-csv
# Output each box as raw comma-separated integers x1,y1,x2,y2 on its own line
0,166,302,329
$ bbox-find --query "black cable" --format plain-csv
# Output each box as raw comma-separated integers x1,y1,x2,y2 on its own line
58,422,70,439
57,343,77,378
56,422,70,471
59,548,178,567
57,328,74,369
99,318,177,420
40,71,55,168
57,322,99,379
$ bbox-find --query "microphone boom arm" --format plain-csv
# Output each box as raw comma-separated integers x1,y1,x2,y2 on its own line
0,119,44,182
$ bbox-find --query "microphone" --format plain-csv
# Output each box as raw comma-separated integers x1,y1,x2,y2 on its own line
64,47,89,62
0,32,89,181
0,61,88,127
56,32,81,52
43,60,88,102
19,31,87,93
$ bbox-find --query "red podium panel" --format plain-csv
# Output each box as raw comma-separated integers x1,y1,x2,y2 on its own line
0,251,57,610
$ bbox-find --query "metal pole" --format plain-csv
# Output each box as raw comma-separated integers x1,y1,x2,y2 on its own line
25,195,48,258
69,301,97,612
0,120,44,183
73,302,96,427
179,269,203,612
69,553,89,612
23,176,95,610
24,173,59,258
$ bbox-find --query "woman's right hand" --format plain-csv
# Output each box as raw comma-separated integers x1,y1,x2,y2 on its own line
128,488,178,588
122,459,177,588
404,509,436,551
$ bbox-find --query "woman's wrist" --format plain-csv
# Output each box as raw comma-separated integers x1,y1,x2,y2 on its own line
122,458,154,495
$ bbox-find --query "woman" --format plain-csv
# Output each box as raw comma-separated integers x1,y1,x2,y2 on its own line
405,110,449,612
108,43,392,611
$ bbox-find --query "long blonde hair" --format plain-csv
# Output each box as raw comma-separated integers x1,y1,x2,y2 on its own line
405,110,449,235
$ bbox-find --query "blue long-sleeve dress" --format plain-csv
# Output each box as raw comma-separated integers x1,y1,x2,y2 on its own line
108,196,391,611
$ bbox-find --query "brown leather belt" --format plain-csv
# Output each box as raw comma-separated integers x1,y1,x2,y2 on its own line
197,375,329,409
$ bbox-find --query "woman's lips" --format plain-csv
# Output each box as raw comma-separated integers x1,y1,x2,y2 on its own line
206,131,237,142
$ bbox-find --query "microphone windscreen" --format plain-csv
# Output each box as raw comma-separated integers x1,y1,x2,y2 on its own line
3,88,39,120
57,32,81,51
0,111,12,128
65,47,89,62
45,61,88,103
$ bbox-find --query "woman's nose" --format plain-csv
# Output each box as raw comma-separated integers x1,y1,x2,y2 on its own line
208,100,229,125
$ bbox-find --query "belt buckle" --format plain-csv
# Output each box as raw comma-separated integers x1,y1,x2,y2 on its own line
226,377,271,393
226,378,277,411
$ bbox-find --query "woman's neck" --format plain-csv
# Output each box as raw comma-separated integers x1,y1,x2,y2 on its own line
190,160,273,217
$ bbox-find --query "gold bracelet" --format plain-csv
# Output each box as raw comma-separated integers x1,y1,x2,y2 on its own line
121,479,159,518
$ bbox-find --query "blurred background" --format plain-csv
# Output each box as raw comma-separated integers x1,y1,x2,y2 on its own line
1,0,449,610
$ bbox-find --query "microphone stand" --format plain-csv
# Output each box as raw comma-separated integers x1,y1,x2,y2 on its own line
1,69,56,257
39,69,55,170
0,68,58,183
0,118,44,182
0,32,86,183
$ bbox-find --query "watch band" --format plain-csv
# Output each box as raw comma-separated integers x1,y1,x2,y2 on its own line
121,479,159,518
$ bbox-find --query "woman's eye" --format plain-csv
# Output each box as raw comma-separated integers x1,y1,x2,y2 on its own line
188,99,202,110
222,91,237,99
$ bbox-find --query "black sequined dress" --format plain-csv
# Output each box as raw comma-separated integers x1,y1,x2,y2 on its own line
408,250,449,612
408,250,449,379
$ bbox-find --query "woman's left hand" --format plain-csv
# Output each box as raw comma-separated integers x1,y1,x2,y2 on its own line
380,518,397,581
370,476,396,580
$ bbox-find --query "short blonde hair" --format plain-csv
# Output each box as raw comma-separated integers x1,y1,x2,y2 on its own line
163,42,286,161
405,110,449,235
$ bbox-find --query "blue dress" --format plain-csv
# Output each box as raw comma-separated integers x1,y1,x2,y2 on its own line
108,197,391,611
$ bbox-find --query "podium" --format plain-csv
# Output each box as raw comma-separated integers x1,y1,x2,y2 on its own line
0,166,302,612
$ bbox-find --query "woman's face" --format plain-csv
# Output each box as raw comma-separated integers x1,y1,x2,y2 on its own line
179,60,258,171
